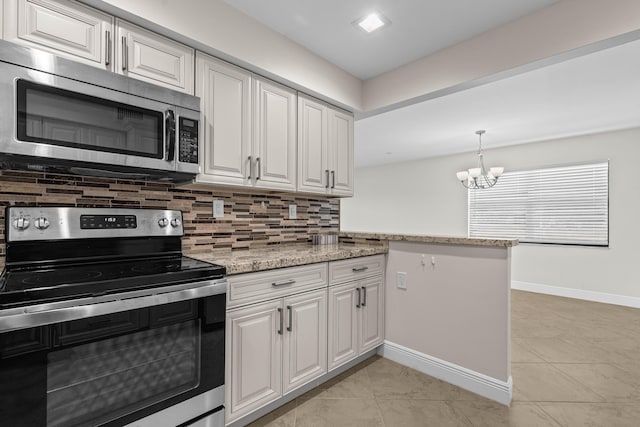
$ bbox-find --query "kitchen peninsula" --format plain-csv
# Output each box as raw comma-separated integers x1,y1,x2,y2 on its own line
190,232,516,426
341,232,517,406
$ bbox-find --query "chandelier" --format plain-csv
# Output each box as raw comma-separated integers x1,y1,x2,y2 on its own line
456,130,504,189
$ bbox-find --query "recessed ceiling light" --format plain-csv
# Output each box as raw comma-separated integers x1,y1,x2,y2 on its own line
353,12,389,33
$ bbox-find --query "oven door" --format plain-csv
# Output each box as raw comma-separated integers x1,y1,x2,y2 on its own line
0,293,225,427
0,61,198,174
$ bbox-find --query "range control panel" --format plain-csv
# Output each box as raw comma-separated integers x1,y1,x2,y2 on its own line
178,117,198,164
80,214,137,229
6,207,184,242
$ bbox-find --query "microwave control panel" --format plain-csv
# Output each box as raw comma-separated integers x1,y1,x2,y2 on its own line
178,117,198,164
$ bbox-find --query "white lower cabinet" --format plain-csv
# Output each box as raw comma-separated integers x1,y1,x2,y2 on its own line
328,258,385,371
225,274,327,424
226,299,282,423
282,289,327,394
225,256,384,425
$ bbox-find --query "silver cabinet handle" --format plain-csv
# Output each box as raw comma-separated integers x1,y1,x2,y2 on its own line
247,156,253,179
272,279,296,287
286,305,292,332
361,286,367,307
352,266,368,273
165,110,176,161
277,307,283,335
355,287,361,308
105,30,111,66
325,170,330,189
256,157,261,180
331,170,336,189
121,36,128,71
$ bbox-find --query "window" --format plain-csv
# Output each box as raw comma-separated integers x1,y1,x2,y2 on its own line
468,162,609,246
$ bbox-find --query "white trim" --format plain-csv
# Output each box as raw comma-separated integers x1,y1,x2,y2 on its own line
378,341,512,406
512,281,640,308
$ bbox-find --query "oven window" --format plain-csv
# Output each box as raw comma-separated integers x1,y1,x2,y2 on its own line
46,320,200,427
16,79,164,158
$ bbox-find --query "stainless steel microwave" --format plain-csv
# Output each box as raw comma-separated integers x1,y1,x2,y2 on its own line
0,40,200,182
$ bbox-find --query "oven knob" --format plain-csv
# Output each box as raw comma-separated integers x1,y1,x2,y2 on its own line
12,216,30,231
158,217,169,228
34,217,50,230
170,218,182,228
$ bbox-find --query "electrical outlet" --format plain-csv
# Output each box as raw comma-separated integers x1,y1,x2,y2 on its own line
213,200,224,218
396,272,407,290
289,204,297,219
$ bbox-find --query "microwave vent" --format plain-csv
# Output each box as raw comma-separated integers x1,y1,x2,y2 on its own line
117,107,143,120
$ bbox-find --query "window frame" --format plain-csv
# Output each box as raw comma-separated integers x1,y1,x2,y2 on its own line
467,161,609,247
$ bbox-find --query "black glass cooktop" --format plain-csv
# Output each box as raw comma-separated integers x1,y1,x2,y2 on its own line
0,256,225,309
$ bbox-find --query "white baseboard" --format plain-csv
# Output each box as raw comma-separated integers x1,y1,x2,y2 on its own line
378,341,512,406
512,281,640,308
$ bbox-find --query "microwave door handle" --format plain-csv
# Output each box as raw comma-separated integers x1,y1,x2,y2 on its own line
165,110,176,161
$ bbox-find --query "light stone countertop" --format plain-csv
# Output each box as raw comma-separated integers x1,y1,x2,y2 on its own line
188,243,388,275
339,231,518,247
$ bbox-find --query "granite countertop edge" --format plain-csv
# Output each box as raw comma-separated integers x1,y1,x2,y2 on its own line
189,243,388,275
339,231,518,247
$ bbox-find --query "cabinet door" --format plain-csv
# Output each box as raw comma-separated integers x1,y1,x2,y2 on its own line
253,77,296,191
196,53,252,186
116,19,194,94
1,0,4,37
297,94,329,194
4,0,113,69
359,276,385,353
328,108,354,196
327,282,359,371
282,289,327,394
226,300,282,423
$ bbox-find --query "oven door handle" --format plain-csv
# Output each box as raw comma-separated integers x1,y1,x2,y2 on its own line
0,278,228,333
165,109,176,161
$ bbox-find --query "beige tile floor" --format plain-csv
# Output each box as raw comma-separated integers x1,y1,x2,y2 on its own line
247,290,640,426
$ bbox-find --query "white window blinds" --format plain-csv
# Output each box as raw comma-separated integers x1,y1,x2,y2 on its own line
468,162,609,246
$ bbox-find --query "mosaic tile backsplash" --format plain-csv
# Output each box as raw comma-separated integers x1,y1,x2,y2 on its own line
0,169,340,259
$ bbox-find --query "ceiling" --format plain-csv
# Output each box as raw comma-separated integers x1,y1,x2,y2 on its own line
224,0,640,168
224,0,558,80
355,38,640,167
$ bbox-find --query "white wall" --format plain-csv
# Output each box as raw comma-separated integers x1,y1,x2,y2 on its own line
84,0,640,115
385,242,511,382
83,0,362,110
341,127,640,299
363,0,640,114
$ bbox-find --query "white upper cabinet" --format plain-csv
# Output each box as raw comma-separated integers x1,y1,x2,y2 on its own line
297,93,354,196
116,19,194,94
252,77,297,191
298,95,329,193
196,56,297,191
1,0,5,38
3,0,195,93
196,52,252,186
3,0,113,69
328,108,354,196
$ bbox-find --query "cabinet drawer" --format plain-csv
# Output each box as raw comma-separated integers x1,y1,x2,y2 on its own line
228,263,328,308
328,255,385,286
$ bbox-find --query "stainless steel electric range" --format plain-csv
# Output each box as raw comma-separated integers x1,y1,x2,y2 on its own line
0,206,227,427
